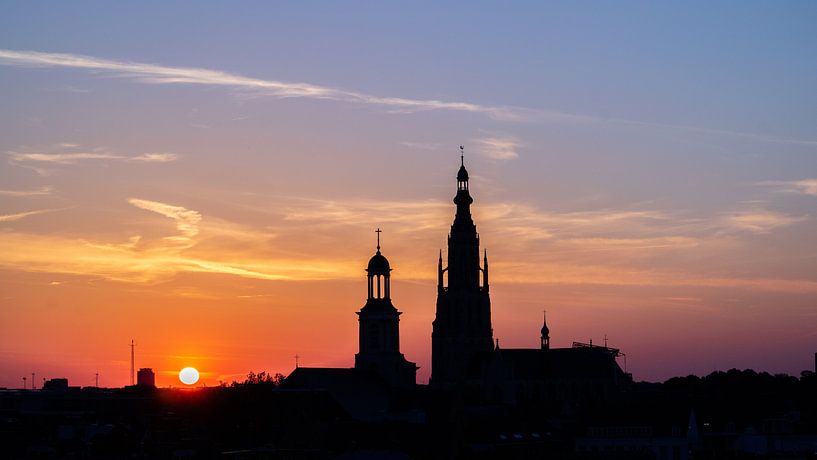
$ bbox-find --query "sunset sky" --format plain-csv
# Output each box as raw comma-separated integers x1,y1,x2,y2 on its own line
1,2,816,388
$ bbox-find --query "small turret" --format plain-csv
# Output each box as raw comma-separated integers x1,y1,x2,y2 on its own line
541,310,550,350
457,146,469,190
482,249,489,292
438,249,444,292
366,228,391,299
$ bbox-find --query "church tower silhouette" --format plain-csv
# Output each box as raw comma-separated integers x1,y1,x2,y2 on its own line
354,229,417,388
431,150,494,386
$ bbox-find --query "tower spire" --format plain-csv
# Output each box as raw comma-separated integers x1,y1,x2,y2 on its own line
482,248,489,291
541,309,550,350
438,249,444,291
357,234,417,388
432,153,493,386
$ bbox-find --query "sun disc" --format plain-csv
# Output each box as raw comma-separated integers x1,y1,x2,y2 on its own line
179,367,200,385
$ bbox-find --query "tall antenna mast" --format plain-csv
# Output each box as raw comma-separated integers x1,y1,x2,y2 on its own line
130,339,135,386
95,372,99,388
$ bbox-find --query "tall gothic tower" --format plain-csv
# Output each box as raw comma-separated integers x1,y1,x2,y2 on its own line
431,152,493,386
354,230,417,389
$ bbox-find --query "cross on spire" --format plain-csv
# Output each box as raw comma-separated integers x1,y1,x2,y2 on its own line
460,145,464,166
375,228,382,252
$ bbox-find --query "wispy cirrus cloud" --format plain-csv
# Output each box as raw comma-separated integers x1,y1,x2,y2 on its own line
3,49,817,145
0,49,520,121
9,152,122,164
129,153,178,163
6,144,178,176
128,198,202,242
0,193,812,292
758,179,817,196
0,196,343,283
0,186,52,197
0,231,334,283
475,136,522,160
723,210,804,234
8,151,177,164
0,208,63,222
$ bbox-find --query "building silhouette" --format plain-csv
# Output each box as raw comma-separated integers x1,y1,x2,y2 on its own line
5,153,817,459
41,378,69,391
354,229,417,388
136,368,155,387
286,152,629,409
285,234,416,414
432,153,493,386
541,310,550,350
429,154,630,407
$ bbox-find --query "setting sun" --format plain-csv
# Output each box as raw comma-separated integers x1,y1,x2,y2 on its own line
179,367,200,385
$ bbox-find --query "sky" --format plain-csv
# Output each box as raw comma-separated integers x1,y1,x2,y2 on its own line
1,1,816,388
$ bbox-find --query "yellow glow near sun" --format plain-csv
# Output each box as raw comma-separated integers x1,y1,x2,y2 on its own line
179,367,200,385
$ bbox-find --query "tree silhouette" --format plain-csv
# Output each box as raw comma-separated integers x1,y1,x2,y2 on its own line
229,371,286,387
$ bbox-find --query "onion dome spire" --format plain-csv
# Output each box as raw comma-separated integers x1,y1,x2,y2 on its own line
367,228,391,274
457,145,469,183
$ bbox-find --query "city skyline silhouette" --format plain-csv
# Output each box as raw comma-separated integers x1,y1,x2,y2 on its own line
2,3,817,457
1,2,816,390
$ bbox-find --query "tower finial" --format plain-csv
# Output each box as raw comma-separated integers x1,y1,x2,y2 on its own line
541,309,550,350
460,145,464,166
375,228,382,253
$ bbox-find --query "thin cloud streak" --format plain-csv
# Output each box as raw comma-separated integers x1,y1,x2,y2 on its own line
758,179,817,196
0,208,63,222
128,198,202,240
0,49,519,120
612,118,817,146
0,231,349,283
3,49,816,145
0,193,809,291
724,210,804,234
476,136,521,160
9,152,122,164
8,151,178,164
0,186,52,197
129,153,178,163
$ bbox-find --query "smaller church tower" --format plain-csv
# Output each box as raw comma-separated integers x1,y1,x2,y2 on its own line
541,310,550,350
355,229,417,389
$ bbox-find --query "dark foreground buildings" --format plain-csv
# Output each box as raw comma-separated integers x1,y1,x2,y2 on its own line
430,156,630,412
3,157,817,459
